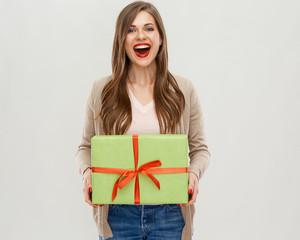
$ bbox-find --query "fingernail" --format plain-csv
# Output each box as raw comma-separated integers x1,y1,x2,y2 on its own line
99,204,104,207
188,189,193,194
176,204,181,206
89,187,92,193
93,206,96,208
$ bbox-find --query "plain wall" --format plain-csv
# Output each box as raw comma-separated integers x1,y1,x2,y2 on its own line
1,0,299,239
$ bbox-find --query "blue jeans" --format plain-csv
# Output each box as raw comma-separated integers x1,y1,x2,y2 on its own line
99,204,185,240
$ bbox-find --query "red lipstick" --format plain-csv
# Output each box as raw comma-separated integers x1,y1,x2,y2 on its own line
133,43,151,58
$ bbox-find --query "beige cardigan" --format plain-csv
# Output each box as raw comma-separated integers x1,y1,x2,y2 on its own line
75,74,210,240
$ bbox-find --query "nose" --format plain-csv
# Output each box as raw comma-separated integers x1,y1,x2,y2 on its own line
136,29,146,40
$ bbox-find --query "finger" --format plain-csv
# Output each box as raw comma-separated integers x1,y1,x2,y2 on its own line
83,185,93,206
83,169,104,207
188,175,196,192
182,183,199,207
83,182,98,208
180,175,195,207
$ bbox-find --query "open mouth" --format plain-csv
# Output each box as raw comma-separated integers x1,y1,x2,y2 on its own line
133,44,151,58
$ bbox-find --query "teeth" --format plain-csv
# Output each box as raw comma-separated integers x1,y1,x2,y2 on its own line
134,45,150,49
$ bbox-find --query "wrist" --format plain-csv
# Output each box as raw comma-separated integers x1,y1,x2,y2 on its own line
189,171,199,181
83,167,92,177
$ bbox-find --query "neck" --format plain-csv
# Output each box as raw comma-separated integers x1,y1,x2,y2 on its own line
127,61,157,86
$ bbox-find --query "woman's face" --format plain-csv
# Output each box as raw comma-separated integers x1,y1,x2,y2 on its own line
125,11,162,69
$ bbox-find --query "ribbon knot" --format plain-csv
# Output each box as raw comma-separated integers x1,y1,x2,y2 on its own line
112,160,162,203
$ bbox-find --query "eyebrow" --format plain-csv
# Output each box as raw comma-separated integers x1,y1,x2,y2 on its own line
130,23,154,27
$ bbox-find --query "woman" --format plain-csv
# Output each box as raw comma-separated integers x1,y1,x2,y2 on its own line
75,1,210,239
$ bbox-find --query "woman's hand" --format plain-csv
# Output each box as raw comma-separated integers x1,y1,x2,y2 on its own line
181,172,199,207
83,168,103,208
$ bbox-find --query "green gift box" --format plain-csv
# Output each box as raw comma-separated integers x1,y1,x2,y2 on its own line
91,134,188,204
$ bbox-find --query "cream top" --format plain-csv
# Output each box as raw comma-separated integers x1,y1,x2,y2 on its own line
125,87,160,135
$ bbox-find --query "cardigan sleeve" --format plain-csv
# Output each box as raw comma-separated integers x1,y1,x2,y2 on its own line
75,81,96,178
187,81,211,181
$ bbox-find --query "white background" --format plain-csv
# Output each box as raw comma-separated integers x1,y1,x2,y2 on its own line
1,0,300,239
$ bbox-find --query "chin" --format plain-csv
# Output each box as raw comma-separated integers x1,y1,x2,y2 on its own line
131,56,156,68
134,62,153,68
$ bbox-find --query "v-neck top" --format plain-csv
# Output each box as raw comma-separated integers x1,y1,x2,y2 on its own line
125,87,160,135
128,87,154,112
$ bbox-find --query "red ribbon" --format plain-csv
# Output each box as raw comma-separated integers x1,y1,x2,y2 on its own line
92,134,188,204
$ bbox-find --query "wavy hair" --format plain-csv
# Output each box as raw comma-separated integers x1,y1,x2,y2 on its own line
96,1,185,135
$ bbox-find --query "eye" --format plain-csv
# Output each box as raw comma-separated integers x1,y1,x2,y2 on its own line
146,27,154,32
128,28,135,33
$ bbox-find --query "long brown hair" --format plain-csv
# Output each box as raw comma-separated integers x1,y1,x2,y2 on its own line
96,1,185,135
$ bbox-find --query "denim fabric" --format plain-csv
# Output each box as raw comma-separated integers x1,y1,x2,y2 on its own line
99,204,185,240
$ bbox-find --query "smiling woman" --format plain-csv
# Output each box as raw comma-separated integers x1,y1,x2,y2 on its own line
125,11,162,63
99,3,185,136
75,1,211,240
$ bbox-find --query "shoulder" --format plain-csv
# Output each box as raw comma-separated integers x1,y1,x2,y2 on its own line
171,74,195,94
92,74,112,90
172,74,201,110
90,75,112,97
